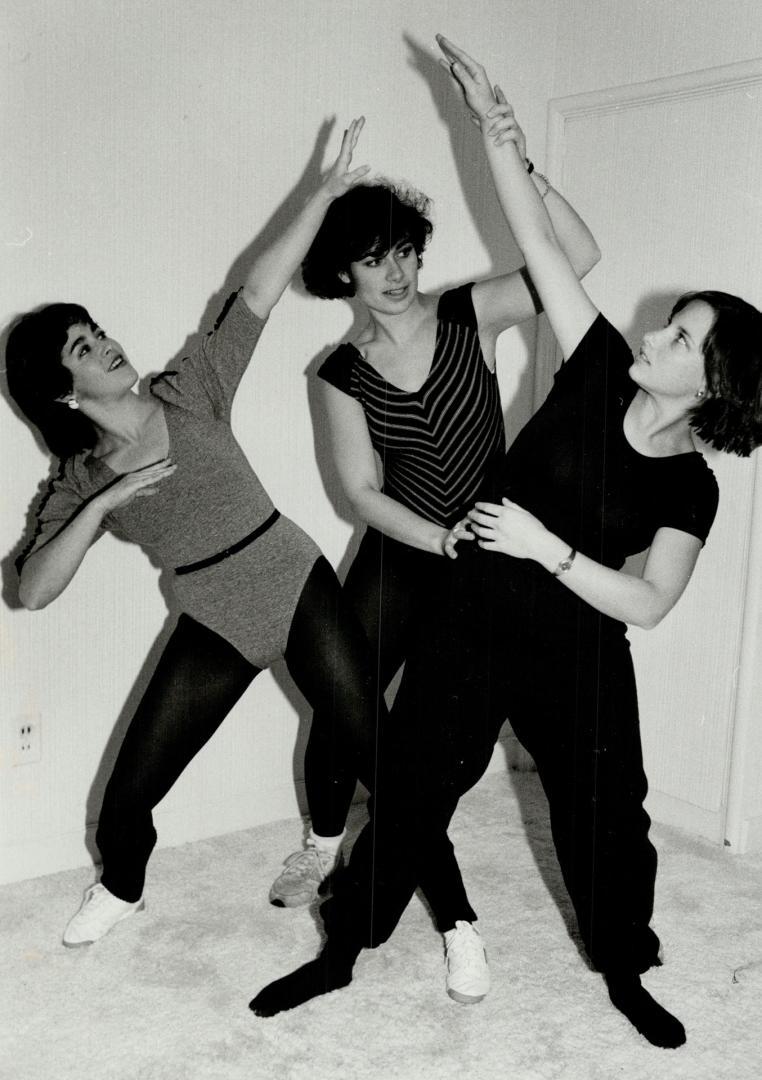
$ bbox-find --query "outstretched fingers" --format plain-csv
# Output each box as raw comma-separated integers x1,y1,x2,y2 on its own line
337,116,364,166
436,34,497,121
436,34,484,80
327,116,370,193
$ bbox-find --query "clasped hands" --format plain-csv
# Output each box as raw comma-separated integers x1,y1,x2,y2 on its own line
444,498,548,560
436,34,526,156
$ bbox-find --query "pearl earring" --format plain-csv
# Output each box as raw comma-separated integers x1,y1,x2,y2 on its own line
67,397,80,410
696,389,705,400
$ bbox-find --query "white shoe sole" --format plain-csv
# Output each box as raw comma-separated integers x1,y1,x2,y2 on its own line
447,987,488,1005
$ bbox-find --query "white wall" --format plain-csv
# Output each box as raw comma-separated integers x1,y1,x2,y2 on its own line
3,0,761,884
1,0,556,883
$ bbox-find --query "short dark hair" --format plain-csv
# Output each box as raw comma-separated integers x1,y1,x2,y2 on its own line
301,180,433,299
6,303,99,459
671,291,762,457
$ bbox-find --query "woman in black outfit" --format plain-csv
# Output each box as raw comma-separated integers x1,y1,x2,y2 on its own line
251,39,762,1050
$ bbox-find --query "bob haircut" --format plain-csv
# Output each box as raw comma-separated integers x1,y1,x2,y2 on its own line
673,290,762,457
302,180,433,299
6,303,99,460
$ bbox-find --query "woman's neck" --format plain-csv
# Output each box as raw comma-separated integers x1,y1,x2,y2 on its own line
626,389,696,456
360,292,433,348
85,391,159,456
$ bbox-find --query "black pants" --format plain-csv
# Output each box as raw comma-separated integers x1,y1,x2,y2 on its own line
323,546,661,973
96,557,382,903
305,528,476,936
304,529,446,832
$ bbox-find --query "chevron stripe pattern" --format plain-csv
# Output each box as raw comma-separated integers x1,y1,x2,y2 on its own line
337,297,505,528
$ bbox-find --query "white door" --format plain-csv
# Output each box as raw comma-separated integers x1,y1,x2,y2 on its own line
536,60,762,850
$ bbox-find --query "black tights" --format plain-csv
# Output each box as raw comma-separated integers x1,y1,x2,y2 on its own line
97,557,381,902
304,529,476,935
304,529,442,835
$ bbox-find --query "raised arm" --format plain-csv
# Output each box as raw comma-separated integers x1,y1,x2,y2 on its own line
471,158,600,353
323,384,455,555
437,35,598,359
242,118,369,319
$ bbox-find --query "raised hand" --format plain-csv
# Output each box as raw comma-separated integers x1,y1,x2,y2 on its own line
436,34,496,120
484,87,527,159
95,458,177,514
322,117,370,199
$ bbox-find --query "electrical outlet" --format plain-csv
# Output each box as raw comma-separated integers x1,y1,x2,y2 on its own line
13,714,42,766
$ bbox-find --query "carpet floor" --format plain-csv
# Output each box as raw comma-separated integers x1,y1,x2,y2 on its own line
2,770,761,1080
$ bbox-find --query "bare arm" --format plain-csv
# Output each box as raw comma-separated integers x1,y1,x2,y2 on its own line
468,498,702,629
471,177,600,352
324,384,450,555
19,460,176,610
242,118,369,319
437,35,598,359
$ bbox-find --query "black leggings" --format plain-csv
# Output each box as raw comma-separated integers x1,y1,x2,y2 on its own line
305,529,477,939
96,556,382,903
323,548,661,973
304,529,446,834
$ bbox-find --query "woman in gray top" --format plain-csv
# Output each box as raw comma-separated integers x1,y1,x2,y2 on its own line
7,119,381,949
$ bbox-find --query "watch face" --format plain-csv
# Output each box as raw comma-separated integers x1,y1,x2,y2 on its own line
554,550,576,576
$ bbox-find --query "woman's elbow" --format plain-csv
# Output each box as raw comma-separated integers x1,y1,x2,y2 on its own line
582,241,601,277
572,240,601,280
344,479,381,519
18,573,54,611
632,597,674,631
634,611,662,631
241,284,274,321
19,587,48,611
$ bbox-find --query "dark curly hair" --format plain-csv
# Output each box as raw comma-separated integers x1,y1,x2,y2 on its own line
6,303,99,460
671,291,762,457
301,180,433,299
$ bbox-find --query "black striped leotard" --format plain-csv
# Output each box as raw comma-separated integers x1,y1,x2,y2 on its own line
317,284,505,527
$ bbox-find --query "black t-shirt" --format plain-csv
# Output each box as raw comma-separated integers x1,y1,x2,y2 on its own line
493,314,719,570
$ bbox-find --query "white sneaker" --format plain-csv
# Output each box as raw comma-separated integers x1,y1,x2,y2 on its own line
269,845,343,907
62,883,144,948
444,920,491,1004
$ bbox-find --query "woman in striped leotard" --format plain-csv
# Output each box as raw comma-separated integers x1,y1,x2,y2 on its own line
268,98,600,1002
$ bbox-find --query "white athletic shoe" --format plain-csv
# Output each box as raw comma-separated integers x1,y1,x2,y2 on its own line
444,920,491,1004
62,883,144,948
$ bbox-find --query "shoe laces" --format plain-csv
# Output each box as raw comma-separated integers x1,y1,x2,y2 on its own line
83,883,108,908
283,846,337,882
446,921,486,972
